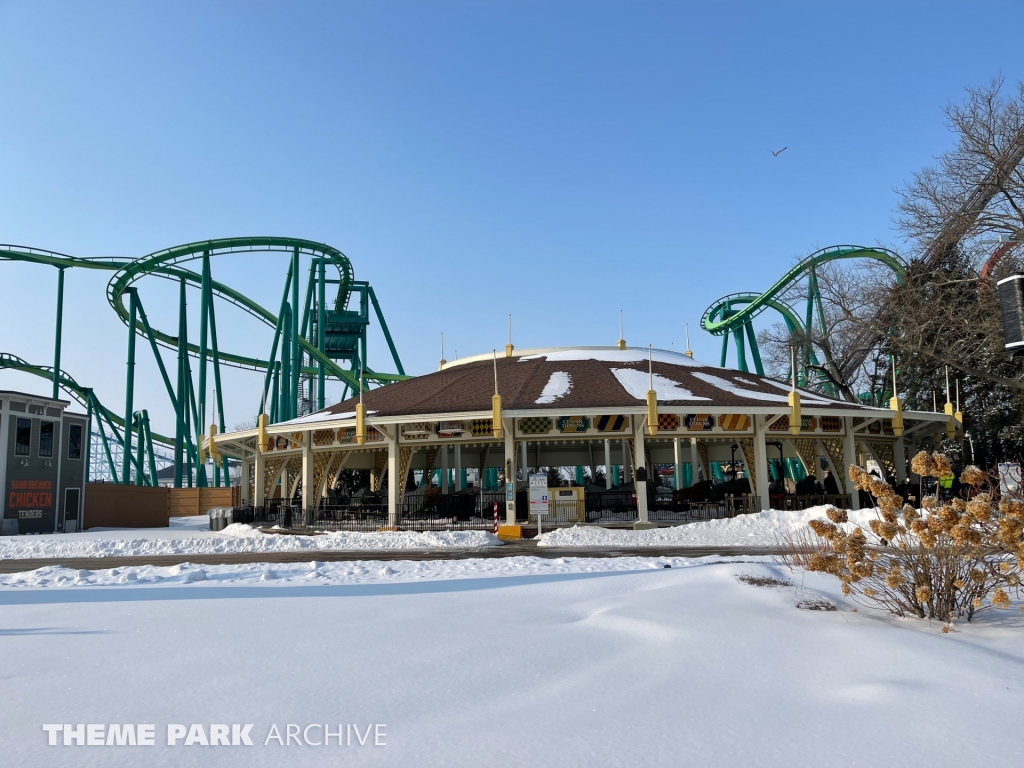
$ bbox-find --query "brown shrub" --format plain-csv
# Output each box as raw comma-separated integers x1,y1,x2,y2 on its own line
777,452,1023,622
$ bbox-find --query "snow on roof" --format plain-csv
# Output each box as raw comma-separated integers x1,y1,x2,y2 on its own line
612,368,710,402
535,371,572,404
278,409,375,426
759,377,848,405
689,372,791,403
518,347,704,366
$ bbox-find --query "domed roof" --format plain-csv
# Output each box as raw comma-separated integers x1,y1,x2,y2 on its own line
289,346,873,423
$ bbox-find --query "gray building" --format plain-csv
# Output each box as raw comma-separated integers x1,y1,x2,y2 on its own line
0,391,88,534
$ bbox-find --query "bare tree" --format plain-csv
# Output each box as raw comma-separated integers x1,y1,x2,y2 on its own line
756,259,897,402
897,77,1024,259
759,79,1024,399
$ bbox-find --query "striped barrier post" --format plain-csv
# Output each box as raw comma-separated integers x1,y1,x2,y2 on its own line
493,501,498,534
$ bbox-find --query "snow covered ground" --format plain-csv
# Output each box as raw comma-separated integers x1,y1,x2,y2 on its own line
0,507,874,561
537,506,880,548
1,554,1021,767
0,516,499,559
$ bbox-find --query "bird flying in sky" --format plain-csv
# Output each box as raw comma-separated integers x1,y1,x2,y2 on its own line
770,147,788,157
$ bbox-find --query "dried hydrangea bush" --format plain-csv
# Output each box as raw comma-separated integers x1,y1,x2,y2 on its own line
779,451,1023,622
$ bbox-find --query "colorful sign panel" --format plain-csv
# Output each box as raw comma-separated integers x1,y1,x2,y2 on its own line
769,415,817,432
470,419,494,437
657,414,680,431
518,417,553,435
595,415,629,432
685,414,715,431
719,414,751,431
556,415,590,433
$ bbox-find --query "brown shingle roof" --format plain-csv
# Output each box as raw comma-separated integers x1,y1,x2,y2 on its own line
306,348,869,419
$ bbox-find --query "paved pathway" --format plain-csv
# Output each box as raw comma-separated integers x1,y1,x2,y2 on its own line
0,541,781,574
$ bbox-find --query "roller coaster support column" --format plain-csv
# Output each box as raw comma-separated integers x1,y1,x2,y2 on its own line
280,304,292,422
290,246,300,419
143,411,157,487
369,286,406,376
208,292,226,487
270,362,280,424
136,295,198,477
52,267,65,400
175,278,187,488
123,288,138,485
258,260,294,424
195,251,212,488
317,258,326,410
84,388,93,483
134,413,145,485
745,322,764,376
732,324,748,373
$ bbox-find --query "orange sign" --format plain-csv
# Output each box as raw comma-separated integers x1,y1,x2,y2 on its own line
8,479,53,510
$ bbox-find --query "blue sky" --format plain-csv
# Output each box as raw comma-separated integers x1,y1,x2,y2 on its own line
2,1,1023,432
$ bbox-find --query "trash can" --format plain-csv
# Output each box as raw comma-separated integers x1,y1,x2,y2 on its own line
208,507,232,532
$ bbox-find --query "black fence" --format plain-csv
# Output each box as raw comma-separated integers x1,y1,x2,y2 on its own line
649,494,762,522
769,493,850,511
228,492,508,533
225,489,770,533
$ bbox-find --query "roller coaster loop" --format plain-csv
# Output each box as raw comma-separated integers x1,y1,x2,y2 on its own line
700,245,904,395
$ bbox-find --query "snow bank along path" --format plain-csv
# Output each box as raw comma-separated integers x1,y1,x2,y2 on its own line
537,505,880,548
0,516,499,560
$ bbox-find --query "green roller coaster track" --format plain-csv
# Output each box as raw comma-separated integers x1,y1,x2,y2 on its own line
700,245,905,396
0,238,408,488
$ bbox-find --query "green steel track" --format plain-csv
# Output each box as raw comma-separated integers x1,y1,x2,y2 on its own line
0,239,404,388
1,238,408,486
0,353,174,445
700,245,905,388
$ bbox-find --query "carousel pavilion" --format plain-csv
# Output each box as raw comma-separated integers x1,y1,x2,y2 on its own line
209,346,949,535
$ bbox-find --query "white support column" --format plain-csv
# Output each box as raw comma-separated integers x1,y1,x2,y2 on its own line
386,426,399,526
690,438,701,483
301,433,315,523
844,418,860,510
455,444,463,491
894,436,907,484
634,417,649,525
520,440,528,481
814,442,824,484
254,450,266,506
604,439,612,489
673,437,682,490
752,416,770,511
503,418,517,525
440,444,449,494
623,437,632,482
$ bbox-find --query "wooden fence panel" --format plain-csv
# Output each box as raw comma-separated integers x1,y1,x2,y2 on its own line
168,487,237,517
83,484,169,529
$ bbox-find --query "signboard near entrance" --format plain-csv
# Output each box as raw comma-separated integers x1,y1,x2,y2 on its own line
529,474,549,534
6,479,55,533
528,474,549,516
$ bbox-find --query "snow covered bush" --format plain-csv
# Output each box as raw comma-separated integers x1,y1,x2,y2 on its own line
780,451,1022,622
